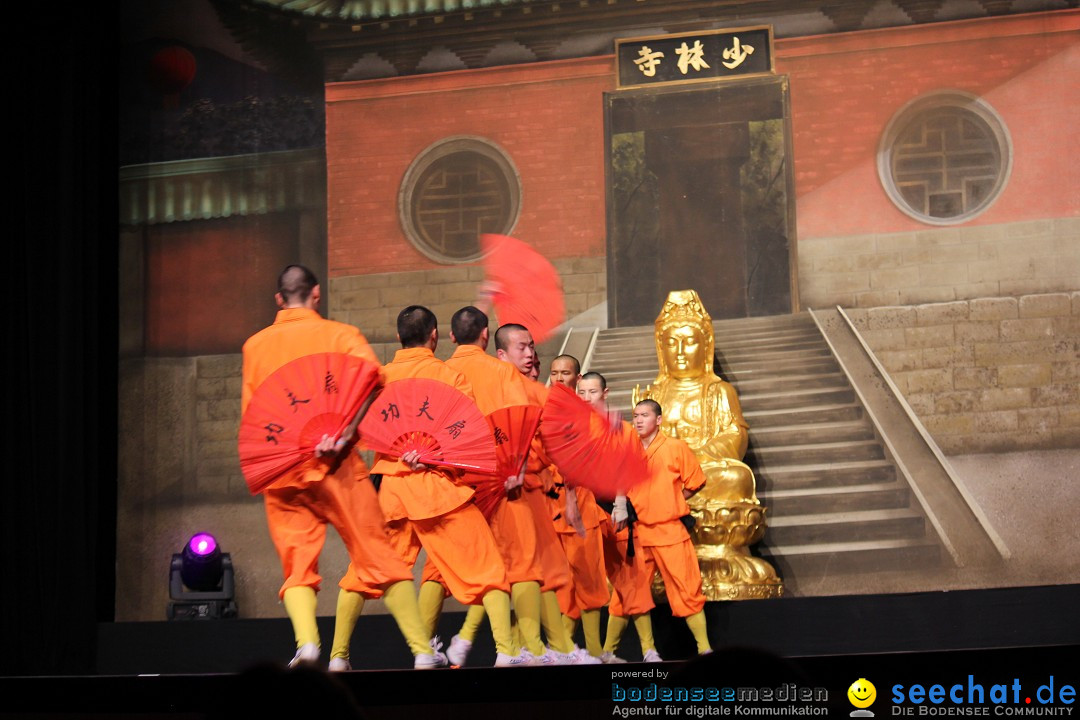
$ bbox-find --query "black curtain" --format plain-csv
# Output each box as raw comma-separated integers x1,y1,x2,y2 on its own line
4,10,117,675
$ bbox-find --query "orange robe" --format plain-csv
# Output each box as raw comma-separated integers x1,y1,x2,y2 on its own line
445,345,543,586
521,381,573,598
370,347,509,604
627,432,707,617
603,420,657,617
240,308,413,599
550,475,609,617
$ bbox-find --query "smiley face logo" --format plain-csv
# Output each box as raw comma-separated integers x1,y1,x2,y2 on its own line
848,679,877,709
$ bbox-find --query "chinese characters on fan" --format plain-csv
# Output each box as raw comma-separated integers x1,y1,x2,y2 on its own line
324,371,338,394
264,422,285,445
286,389,310,411
445,420,467,440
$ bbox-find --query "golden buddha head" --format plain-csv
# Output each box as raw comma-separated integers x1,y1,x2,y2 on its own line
653,289,719,382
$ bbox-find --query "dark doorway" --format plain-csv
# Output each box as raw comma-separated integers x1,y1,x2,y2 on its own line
604,75,798,327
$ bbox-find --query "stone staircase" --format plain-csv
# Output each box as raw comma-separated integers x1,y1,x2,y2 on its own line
584,312,946,593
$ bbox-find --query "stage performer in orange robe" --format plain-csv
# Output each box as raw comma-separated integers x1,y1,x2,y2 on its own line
371,305,525,667
546,354,610,659
415,305,547,666
495,324,598,664
241,265,443,671
572,371,659,663
603,397,714,661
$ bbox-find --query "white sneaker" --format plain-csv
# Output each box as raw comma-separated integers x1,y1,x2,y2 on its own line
288,642,320,668
447,634,473,667
642,648,664,663
328,657,352,672
494,651,533,667
415,636,450,669
532,647,562,665
567,646,603,665
601,652,627,664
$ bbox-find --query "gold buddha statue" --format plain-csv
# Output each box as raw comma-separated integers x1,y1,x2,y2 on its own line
634,289,782,600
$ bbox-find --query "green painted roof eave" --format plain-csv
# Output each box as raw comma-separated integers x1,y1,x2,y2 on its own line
251,0,546,22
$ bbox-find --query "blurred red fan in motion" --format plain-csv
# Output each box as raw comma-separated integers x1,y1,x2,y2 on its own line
479,233,565,344
238,353,380,495
539,383,648,501
359,378,497,474
468,404,543,519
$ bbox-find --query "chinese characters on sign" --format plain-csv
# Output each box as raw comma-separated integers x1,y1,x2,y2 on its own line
617,27,772,89
633,46,664,77
722,36,754,69
675,40,710,74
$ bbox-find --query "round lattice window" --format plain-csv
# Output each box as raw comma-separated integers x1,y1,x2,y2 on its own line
878,92,1011,225
398,137,522,263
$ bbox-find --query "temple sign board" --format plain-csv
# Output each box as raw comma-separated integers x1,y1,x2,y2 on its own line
606,26,798,328
616,27,775,90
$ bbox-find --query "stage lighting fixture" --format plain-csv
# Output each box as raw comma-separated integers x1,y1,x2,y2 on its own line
167,532,238,620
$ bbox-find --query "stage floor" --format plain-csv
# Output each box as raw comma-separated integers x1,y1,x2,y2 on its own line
3,585,1077,719
4,645,1078,719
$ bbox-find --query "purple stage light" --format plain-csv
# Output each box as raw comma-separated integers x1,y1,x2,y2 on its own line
188,533,217,557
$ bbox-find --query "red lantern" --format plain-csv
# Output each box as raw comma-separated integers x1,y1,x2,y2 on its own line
148,46,196,108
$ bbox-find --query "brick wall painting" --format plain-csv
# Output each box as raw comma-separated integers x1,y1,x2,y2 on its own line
144,213,300,355
324,57,613,278
785,14,1079,240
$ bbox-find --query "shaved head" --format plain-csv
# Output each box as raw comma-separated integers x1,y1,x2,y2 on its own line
580,371,607,390
451,306,489,345
494,323,530,352
635,399,662,416
397,305,438,348
495,323,535,376
552,354,580,375
277,265,318,305
549,354,580,389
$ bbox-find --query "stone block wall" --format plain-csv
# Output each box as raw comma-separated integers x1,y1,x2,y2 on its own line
846,292,1080,453
327,256,606,347
194,355,245,496
798,218,1080,311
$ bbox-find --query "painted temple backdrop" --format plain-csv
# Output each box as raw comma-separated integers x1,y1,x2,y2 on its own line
118,0,1079,622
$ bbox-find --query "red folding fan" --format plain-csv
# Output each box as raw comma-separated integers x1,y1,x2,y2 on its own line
359,378,497,473
539,383,649,501
238,353,381,495
480,233,565,345
468,404,543,519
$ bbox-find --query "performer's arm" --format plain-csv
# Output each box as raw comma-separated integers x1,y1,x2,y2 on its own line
314,386,383,457
680,442,707,500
